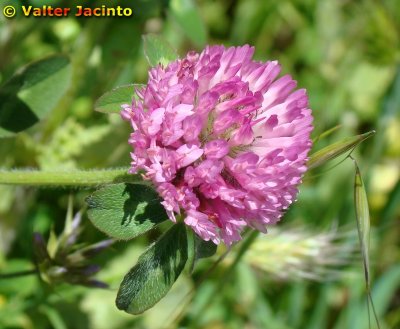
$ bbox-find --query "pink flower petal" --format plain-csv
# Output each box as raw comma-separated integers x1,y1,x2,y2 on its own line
176,144,204,167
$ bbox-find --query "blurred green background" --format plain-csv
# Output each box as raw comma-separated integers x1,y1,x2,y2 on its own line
0,0,399,328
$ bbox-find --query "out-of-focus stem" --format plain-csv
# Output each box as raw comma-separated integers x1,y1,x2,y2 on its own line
0,269,37,279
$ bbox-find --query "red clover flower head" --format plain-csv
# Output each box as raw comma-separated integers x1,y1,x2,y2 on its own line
122,45,313,245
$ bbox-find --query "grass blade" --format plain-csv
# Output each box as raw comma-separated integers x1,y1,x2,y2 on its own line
353,158,381,329
312,124,342,143
308,131,375,170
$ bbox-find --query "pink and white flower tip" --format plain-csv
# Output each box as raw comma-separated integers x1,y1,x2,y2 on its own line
121,45,313,245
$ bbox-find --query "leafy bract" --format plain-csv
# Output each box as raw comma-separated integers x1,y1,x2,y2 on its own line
116,223,188,314
143,34,178,67
195,234,217,260
86,183,167,240
95,84,143,114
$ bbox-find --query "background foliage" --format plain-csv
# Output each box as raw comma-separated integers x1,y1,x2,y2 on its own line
0,0,399,328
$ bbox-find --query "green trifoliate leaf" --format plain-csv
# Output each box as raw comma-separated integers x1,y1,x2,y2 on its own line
308,131,375,170
95,84,143,114
86,183,167,240
116,223,188,314
0,55,71,138
143,34,178,67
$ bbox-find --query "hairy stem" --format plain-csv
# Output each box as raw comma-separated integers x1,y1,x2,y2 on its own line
0,168,147,187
